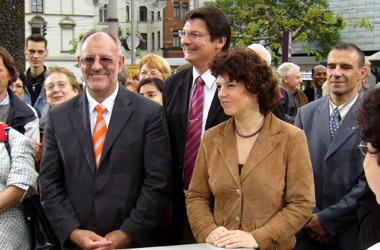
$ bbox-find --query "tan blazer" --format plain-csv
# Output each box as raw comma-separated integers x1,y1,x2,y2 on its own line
186,113,315,250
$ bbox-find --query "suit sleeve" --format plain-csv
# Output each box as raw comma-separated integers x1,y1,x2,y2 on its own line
294,107,303,129
38,111,81,247
120,106,172,244
318,173,367,236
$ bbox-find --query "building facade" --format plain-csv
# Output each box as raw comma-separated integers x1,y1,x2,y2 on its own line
162,0,188,58
25,0,167,79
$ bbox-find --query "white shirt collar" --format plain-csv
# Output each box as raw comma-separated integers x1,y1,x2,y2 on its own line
0,92,10,105
86,83,119,115
192,67,216,89
329,93,358,122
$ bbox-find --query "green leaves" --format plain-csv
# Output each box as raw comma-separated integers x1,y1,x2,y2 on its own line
213,0,372,64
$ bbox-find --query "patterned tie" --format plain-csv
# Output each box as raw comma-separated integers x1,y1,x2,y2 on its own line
183,76,204,190
330,107,340,138
93,104,107,169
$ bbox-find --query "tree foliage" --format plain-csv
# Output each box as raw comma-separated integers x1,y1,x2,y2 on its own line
206,0,373,63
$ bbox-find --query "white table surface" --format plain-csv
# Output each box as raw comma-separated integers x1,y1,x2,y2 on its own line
129,243,252,250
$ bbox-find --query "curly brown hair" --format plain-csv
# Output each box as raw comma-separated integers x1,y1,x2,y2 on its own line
210,47,280,114
356,88,380,165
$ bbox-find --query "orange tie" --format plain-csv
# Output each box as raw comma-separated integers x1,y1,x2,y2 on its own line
93,104,107,169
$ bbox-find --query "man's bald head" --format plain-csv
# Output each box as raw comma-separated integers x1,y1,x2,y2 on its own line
248,44,271,66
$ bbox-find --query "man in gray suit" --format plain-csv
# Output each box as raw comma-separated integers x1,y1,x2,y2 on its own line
294,43,368,250
39,31,171,249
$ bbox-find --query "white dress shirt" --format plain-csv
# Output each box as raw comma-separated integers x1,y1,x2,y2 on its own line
191,67,217,137
86,84,119,135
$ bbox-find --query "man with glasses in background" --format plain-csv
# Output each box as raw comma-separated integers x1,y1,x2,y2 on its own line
294,43,368,250
24,34,49,118
163,5,231,245
39,31,171,249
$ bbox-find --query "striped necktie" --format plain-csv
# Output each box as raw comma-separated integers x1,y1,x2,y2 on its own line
93,104,107,169
183,76,204,190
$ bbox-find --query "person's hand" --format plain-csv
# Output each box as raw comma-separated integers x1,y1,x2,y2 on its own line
34,141,42,162
103,229,132,249
205,226,228,244
69,228,112,250
304,214,335,244
214,230,259,249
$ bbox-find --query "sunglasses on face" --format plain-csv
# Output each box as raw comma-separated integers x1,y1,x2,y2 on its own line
80,56,117,67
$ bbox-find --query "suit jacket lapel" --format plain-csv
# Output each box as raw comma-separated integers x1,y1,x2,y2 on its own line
177,68,193,133
68,93,96,173
325,98,361,160
240,114,280,182
315,98,331,151
213,119,241,187
100,87,134,167
205,89,223,129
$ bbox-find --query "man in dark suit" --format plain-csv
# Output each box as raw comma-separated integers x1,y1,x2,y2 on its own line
163,6,231,244
294,43,368,250
39,31,171,249
304,65,327,102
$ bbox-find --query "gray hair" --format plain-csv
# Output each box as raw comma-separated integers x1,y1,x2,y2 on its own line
79,30,122,56
277,62,300,81
248,43,272,65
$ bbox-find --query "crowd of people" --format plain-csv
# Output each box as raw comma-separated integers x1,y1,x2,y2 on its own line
0,4,380,250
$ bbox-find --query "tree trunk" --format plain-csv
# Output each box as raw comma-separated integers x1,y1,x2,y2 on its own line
0,0,25,71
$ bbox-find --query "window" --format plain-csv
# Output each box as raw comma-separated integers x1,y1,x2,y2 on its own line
152,32,155,51
173,31,180,48
31,0,43,13
182,3,188,17
158,31,161,49
140,6,147,21
31,27,41,35
140,33,147,50
29,16,46,36
99,4,108,23
174,3,180,19
158,11,161,21
151,11,154,21
126,5,130,22
60,17,76,52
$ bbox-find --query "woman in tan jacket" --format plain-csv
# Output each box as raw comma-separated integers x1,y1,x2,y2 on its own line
186,48,315,250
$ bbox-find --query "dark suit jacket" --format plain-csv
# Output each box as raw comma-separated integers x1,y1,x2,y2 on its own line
303,87,315,102
357,187,380,250
39,86,172,249
163,66,229,242
294,96,367,249
6,89,36,134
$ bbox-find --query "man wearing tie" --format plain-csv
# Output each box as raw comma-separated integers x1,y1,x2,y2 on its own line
39,31,171,249
294,43,368,250
163,5,231,244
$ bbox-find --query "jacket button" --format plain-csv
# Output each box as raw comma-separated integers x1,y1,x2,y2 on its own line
236,189,241,195
95,195,99,200
235,216,239,222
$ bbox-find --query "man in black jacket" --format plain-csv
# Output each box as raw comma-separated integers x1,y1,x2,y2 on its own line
163,5,231,245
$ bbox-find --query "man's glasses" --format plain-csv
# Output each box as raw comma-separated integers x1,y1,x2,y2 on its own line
178,30,210,39
80,56,116,67
45,81,69,92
